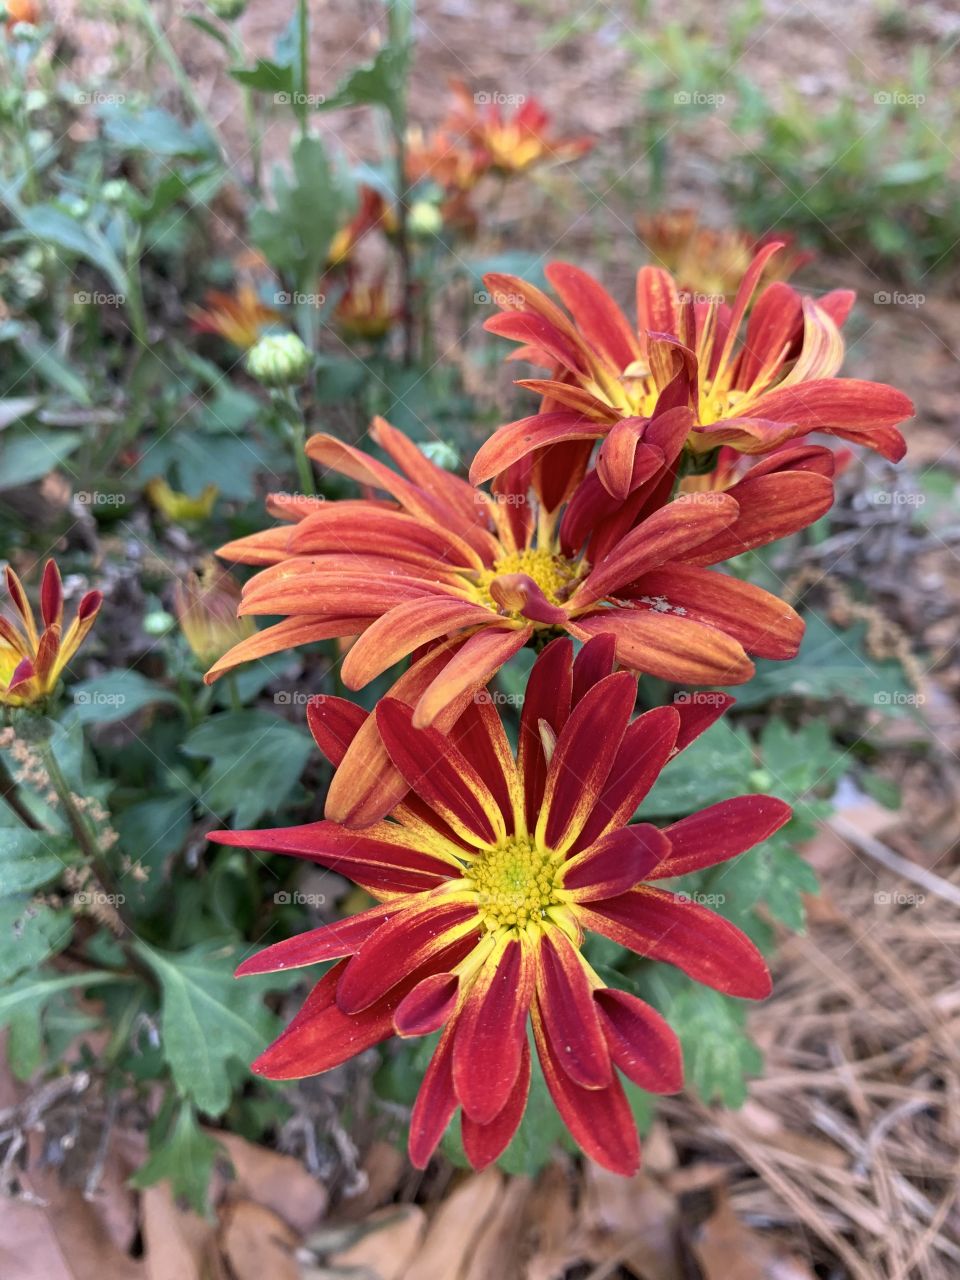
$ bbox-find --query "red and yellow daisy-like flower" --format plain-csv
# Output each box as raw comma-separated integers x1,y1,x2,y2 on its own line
1,561,102,707
442,80,593,177
205,413,833,728
472,246,913,484
334,274,398,341
327,186,398,269
635,209,813,301
211,637,790,1174
187,284,280,351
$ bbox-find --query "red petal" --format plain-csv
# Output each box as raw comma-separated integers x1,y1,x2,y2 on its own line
461,1037,531,1170
409,1024,458,1168
40,560,63,627
652,795,792,879
336,897,480,1013
572,706,680,853
208,822,455,896
595,988,682,1094
306,695,367,767
562,823,669,900
571,632,617,703
236,902,398,976
684,471,834,567
532,999,639,1175
538,672,637,853
580,887,772,999
545,261,641,370
376,698,506,846
537,929,611,1088
569,610,754,686
518,637,574,831
453,939,535,1124
394,972,460,1036
341,597,495,690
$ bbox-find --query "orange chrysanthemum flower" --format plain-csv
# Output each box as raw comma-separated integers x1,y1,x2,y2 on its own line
188,284,280,350
5,0,40,28
473,245,913,483
205,413,833,737
211,637,790,1174
327,186,398,268
334,274,398,341
636,209,813,301
1,561,102,707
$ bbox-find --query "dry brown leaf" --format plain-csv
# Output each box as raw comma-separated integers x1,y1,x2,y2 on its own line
462,1176,533,1280
399,1168,503,1280
141,1182,216,1280
691,1196,770,1280
328,1204,427,1280
579,1164,682,1280
0,1189,145,1280
219,1200,300,1280
335,1140,407,1222
214,1130,328,1235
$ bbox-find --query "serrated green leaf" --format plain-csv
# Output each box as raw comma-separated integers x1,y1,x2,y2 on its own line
0,899,72,982
0,828,73,895
181,710,312,827
129,1100,222,1214
636,718,754,819
71,670,181,724
134,942,278,1116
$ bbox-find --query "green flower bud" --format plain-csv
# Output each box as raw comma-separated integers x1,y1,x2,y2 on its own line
408,199,443,238
205,0,246,18
245,332,311,388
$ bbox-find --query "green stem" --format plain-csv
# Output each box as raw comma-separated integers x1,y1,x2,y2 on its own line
0,754,43,831
40,741,122,906
278,387,315,496
226,671,243,713
296,0,310,138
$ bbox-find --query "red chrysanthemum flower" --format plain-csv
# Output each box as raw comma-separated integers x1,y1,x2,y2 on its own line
205,413,833,728
1,560,102,707
472,246,913,483
211,636,790,1175
187,284,280,351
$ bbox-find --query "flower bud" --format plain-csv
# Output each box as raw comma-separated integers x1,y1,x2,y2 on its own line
174,561,254,668
408,199,442,238
245,332,311,388
205,0,246,19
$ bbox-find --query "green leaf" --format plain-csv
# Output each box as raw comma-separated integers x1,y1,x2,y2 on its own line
250,135,350,288
15,204,129,297
0,971,127,1027
6,1002,43,1080
71,670,181,724
133,942,279,1116
98,104,215,158
0,828,73,895
724,611,917,715
230,57,295,95
316,45,410,125
496,1047,570,1175
129,1100,222,1214
705,836,819,934
0,396,40,429
0,899,72,982
114,794,194,911
639,968,762,1108
180,710,312,827
0,429,82,488
636,718,754,819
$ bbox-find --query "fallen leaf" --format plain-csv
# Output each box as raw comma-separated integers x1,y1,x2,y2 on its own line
219,1200,300,1280
327,1205,427,1280
214,1130,328,1235
399,1169,503,1280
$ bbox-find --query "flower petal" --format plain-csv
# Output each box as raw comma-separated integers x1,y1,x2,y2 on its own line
341,597,495,690
569,609,754,686
651,795,792,879
561,823,670,900
394,972,460,1036
531,998,639,1175
579,887,772,999
409,1024,458,1168
518,637,574,830
452,938,535,1124
594,988,683,1094
236,902,399,976
461,1038,531,1170
536,929,611,1088
413,625,533,728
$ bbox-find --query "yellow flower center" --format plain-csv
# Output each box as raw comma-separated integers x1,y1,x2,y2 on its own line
472,547,580,615
467,837,561,932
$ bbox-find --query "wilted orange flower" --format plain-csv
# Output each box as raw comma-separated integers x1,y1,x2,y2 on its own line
205,413,832,740
146,478,218,522
327,186,398,268
636,209,813,301
211,637,790,1174
174,560,254,668
334,275,397,341
5,0,40,28
474,245,913,483
1,561,101,706
188,284,280,350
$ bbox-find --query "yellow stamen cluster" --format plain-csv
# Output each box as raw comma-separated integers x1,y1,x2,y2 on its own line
468,837,560,932
473,547,579,614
